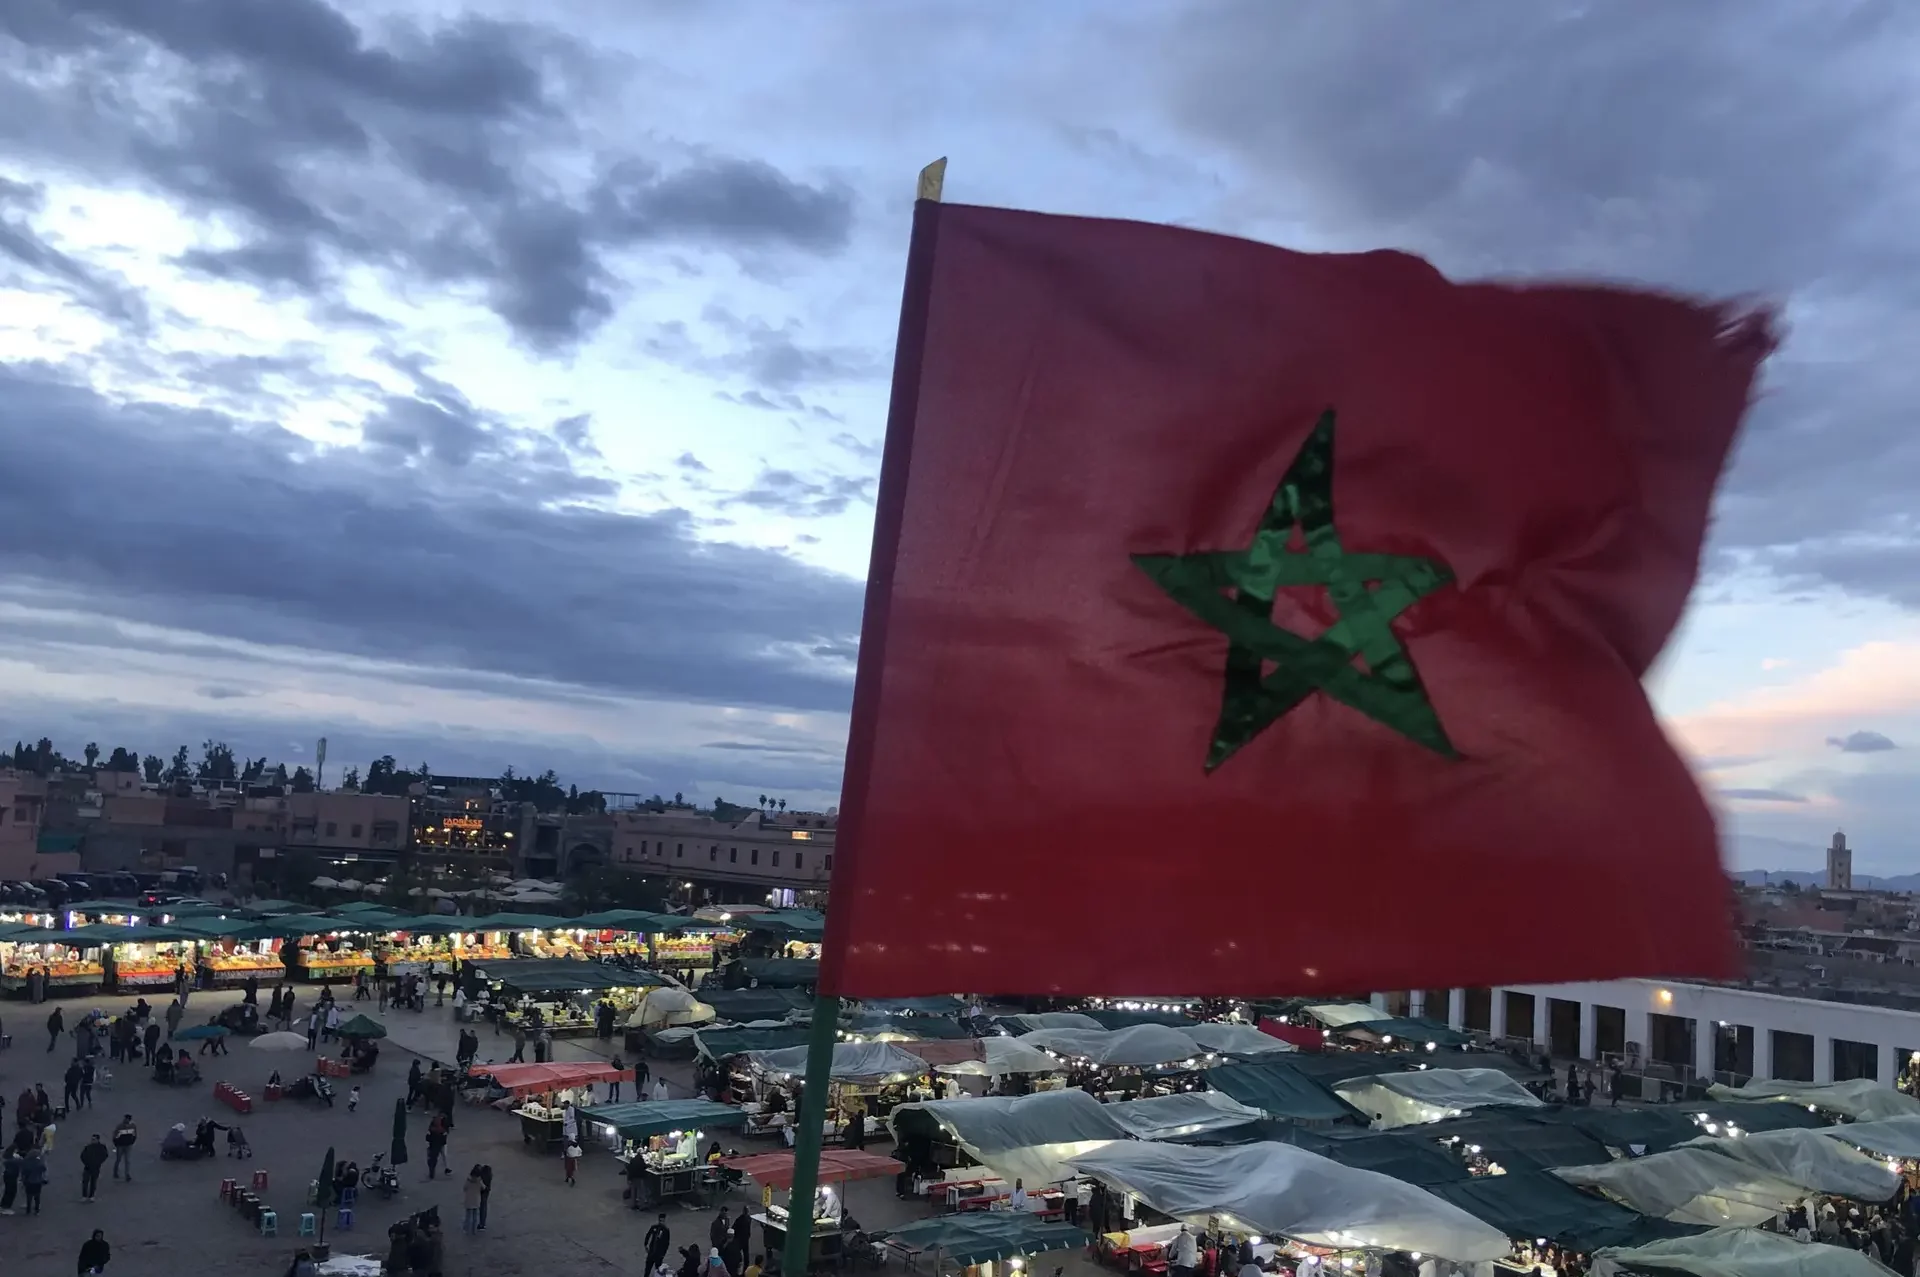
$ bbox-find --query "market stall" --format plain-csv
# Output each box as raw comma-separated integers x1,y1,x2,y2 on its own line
471,958,671,1037
1332,1066,1547,1129
469,1061,633,1151
890,1089,1131,1190
880,1213,1091,1275
1068,1140,1513,1267
1,926,108,996
370,916,474,978
578,1099,748,1208
171,917,286,987
97,924,204,991
744,1042,933,1144
724,1149,902,1272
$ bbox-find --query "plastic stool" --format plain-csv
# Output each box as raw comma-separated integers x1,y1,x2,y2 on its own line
298,1212,316,1237
305,1180,319,1206
219,1177,237,1200
252,1169,269,1190
259,1210,277,1237
340,1186,357,1207
335,1206,354,1230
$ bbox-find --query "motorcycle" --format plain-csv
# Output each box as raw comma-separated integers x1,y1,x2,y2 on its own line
283,1073,335,1107
367,1152,401,1199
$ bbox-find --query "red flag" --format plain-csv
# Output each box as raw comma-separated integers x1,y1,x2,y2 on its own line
824,201,1772,998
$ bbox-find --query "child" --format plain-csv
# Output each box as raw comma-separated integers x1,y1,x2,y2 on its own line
563,1141,582,1186
347,1085,360,1113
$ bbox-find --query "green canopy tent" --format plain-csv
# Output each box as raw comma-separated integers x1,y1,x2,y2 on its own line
696,1026,814,1059
464,913,565,931
1167,1122,1472,1187
1426,1169,1705,1253
880,1214,1092,1266
733,958,818,988
1412,1109,1614,1175
1338,1016,1475,1048
1533,1101,1827,1155
0,921,44,940
1083,1008,1197,1030
843,1013,968,1041
335,1015,388,1040
701,988,812,1023
390,917,470,937
1203,1061,1369,1123
577,1099,749,1140
1266,1051,1415,1085
736,909,825,940
571,909,672,930
469,959,669,994
241,900,325,917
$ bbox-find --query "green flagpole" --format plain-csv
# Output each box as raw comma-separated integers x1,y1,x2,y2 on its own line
776,993,842,1276
778,154,947,1277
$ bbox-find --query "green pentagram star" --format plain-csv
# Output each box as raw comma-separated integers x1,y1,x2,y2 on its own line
1134,408,1458,771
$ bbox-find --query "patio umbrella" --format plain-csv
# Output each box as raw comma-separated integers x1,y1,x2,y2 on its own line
249,1031,309,1051
316,1145,337,1243
391,1097,409,1167
171,1024,229,1041
335,1014,388,1039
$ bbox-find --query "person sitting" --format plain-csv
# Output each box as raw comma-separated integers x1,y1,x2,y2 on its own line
153,1053,174,1084
227,1125,252,1158
159,1123,193,1159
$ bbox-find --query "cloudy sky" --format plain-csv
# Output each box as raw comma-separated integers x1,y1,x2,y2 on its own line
0,0,1914,869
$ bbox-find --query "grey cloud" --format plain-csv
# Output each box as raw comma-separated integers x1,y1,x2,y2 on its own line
1157,1,1920,603
1828,730,1898,753
197,685,250,700
701,305,877,391
726,468,875,519
701,741,837,757
675,452,710,473
0,365,864,713
829,432,881,462
0,0,853,350
1722,787,1809,803
0,179,148,325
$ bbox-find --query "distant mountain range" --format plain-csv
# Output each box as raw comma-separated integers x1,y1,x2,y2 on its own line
1731,868,1920,893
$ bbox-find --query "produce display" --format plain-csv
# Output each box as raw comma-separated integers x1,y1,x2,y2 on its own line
113,956,188,985
655,935,717,965
205,951,282,973
1,958,105,986
452,941,511,961
298,950,373,974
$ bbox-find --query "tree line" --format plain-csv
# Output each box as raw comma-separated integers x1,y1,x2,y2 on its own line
8,737,803,819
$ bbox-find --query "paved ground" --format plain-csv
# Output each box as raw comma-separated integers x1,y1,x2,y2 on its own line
0,990,1080,1277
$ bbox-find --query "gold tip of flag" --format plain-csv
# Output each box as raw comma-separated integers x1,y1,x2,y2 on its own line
917,157,947,203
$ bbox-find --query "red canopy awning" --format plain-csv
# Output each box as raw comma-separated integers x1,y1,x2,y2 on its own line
1258,1019,1325,1051
470,1061,632,1097
721,1149,901,1190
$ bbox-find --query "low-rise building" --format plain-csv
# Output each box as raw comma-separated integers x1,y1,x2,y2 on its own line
609,807,834,903
0,772,53,880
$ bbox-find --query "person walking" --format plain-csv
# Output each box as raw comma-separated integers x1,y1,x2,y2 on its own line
110,1116,136,1181
461,1167,484,1233
608,1055,625,1103
141,1021,160,1067
78,1228,111,1275
710,1206,731,1255
163,999,183,1043
508,1023,526,1064
652,1077,669,1102
0,1144,20,1214
79,1057,95,1110
324,1004,341,1043
305,1008,320,1052
424,1113,447,1180
63,1061,82,1113
79,1134,107,1201
563,1140,581,1186
406,1061,424,1109
731,1204,751,1263
47,1005,64,1052
633,1056,651,1096
476,1163,493,1231
173,964,190,1009
20,1145,46,1214
645,1214,673,1273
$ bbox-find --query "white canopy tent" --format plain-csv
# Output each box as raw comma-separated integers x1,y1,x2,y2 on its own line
1552,1147,1815,1226
626,987,716,1030
1103,1092,1266,1141
1591,1226,1897,1277
1017,1025,1205,1068
1180,1023,1297,1056
1067,1141,1510,1264
1675,1129,1900,1202
1708,1078,1920,1123
890,1089,1131,1187
1301,1002,1387,1028
1332,1068,1544,1129
747,1042,929,1083
934,1037,1062,1077
1000,1012,1105,1033
1821,1114,1920,1159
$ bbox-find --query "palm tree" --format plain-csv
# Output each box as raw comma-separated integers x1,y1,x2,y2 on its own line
758,794,768,809
777,799,786,812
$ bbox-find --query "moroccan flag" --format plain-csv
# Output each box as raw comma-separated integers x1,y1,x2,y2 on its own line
823,199,1772,998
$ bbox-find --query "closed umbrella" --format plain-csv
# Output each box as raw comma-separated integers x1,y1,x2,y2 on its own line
249,1031,309,1052
316,1145,337,1243
335,1014,388,1039
391,1097,409,1168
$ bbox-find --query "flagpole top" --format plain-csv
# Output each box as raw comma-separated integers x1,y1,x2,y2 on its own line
917,158,947,203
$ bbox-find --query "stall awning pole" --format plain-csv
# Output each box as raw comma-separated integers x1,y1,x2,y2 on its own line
778,154,946,1277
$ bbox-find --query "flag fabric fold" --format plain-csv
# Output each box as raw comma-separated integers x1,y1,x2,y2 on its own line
825,201,1772,997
